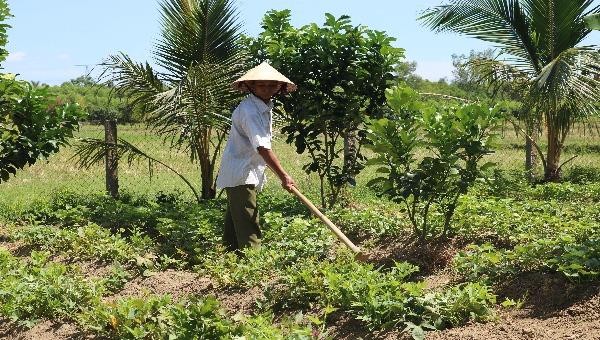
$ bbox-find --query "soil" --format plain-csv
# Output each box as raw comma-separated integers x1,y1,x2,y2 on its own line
103,269,213,302
362,235,461,275
0,239,34,258
103,269,264,316
214,285,264,315
0,319,89,340
427,273,600,339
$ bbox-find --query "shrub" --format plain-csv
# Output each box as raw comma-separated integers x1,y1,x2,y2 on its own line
366,86,504,241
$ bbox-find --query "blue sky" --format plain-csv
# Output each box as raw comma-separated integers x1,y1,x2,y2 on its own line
3,0,599,85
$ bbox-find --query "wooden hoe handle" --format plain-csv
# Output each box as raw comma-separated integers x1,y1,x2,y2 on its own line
289,186,362,254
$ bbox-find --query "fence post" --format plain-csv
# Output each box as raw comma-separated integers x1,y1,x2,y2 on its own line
105,119,119,198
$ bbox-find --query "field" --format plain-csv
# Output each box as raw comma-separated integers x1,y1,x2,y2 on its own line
1,123,600,339
3,122,600,205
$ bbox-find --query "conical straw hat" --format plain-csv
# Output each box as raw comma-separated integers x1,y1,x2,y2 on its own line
233,61,297,94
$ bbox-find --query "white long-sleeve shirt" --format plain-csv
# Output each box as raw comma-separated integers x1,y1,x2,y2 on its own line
216,94,273,191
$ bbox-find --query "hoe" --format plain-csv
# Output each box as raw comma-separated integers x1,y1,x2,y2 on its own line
288,185,367,261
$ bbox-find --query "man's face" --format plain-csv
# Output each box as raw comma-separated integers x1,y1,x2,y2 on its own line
247,81,281,100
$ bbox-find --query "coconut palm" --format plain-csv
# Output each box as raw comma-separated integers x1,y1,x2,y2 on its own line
585,13,600,29
421,0,600,181
75,0,247,200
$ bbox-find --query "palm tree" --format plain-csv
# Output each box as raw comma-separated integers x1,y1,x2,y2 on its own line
585,13,600,29
76,0,247,200
421,0,600,181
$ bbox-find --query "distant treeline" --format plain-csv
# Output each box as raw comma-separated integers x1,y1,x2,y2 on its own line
46,50,513,125
48,75,141,124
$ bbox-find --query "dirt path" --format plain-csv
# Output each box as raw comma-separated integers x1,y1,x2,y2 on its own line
103,269,213,301
0,318,87,340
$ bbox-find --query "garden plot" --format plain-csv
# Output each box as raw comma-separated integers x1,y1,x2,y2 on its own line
1,173,599,339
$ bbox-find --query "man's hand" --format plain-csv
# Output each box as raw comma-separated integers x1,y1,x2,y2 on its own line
281,174,296,192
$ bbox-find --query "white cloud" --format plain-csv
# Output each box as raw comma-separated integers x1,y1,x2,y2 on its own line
6,51,26,62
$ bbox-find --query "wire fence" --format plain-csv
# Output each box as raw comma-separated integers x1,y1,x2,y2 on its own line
1,119,599,206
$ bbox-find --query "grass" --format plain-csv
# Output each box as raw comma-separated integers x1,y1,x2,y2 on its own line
0,123,323,208
2,121,600,209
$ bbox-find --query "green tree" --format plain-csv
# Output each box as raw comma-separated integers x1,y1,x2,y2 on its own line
0,1,85,183
451,49,497,96
0,0,9,64
421,0,600,182
75,0,246,200
244,10,404,208
367,86,504,241
53,76,136,123
396,60,424,88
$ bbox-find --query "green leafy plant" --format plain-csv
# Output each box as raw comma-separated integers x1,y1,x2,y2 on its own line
78,295,240,339
244,10,404,208
366,86,504,240
235,312,315,339
0,1,83,183
272,251,495,338
201,212,334,288
0,0,10,63
0,76,85,182
0,250,102,327
11,223,154,268
454,231,600,283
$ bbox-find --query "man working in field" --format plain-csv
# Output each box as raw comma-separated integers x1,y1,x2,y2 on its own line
216,62,297,252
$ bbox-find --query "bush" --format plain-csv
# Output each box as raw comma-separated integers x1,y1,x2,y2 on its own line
0,76,85,183
563,165,600,184
366,86,505,241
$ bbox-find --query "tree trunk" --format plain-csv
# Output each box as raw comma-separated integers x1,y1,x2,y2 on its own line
199,129,216,200
343,129,358,185
200,160,215,199
545,124,562,182
104,119,119,198
524,135,537,182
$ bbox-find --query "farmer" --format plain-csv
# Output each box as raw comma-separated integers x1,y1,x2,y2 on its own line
216,61,297,252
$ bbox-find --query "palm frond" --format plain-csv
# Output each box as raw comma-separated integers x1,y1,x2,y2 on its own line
469,56,532,85
155,0,243,78
102,53,165,112
523,0,599,63
532,46,600,137
420,0,540,72
71,137,200,201
145,52,246,159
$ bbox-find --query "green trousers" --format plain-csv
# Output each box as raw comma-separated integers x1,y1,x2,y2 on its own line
223,184,262,251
